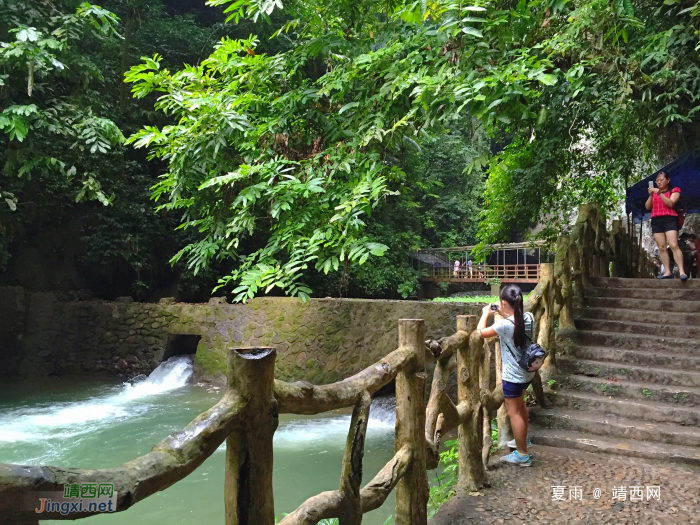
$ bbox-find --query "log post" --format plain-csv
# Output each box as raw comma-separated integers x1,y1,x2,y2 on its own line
494,335,512,448
225,347,279,525
394,319,428,525
480,337,493,470
338,391,371,525
457,315,488,492
537,263,557,383
554,235,575,333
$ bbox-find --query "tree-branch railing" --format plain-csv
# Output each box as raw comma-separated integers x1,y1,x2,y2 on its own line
0,317,495,525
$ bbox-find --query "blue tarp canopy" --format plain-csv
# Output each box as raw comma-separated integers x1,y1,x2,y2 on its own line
625,150,700,221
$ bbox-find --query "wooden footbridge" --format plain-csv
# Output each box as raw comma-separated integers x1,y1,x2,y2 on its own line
413,242,546,284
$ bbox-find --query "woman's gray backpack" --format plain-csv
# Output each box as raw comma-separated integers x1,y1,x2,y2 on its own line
505,318,548,373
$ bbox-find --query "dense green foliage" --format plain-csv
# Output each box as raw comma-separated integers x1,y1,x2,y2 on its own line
4,0,700,301
126,0,700,300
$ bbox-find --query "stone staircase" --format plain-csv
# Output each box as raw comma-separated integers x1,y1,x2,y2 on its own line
529,276,700,465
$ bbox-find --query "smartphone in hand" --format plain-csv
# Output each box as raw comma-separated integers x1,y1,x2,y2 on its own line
490,304,499,311
649,181,654,189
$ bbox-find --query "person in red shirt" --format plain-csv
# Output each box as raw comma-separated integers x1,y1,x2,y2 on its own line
645,171,687,281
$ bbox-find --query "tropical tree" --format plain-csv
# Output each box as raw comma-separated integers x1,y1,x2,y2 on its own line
127,0,700,300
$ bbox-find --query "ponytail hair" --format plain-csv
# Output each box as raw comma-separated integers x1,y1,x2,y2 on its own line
500,284,525,348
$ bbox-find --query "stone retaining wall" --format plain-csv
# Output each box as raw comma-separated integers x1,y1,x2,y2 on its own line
0,287,481,384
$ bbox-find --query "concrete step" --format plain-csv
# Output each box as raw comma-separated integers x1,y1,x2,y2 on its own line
575,317,700,340
589,276,700,289
529,428,700,466
585,286,700,301
586,296,700,312
558,356,700,388
529,407,700,447
574,306,700,326
566,329,700,354
556,374,700,406
562,345,700,372
549,390,700,426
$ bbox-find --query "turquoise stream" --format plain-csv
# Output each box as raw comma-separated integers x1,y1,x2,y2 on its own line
0,357,396,524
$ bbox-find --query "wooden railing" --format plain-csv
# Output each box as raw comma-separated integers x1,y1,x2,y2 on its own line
0,317,501,525
422,264,541,283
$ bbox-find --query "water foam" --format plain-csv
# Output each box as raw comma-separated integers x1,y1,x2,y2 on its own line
270,396,396,450
0,356,193,443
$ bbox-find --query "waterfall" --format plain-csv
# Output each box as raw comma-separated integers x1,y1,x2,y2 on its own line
0,356,193,444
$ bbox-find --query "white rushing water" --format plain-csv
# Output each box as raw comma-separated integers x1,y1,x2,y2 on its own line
0,360,398,525
0,356,194,444
273,396,396,448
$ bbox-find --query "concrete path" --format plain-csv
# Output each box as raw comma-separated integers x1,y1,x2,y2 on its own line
428,445,700,525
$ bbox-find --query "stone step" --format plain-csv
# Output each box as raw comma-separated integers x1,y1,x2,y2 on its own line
575,317,700,340
558,356,700,388
529,407,700,447
566,329,700,354
529,428,700,466
586,296,700,313
589,276,700,289
574,306,700,326
585,286,700,301
555,374,700,406
549,390,700,426
562,345,700,372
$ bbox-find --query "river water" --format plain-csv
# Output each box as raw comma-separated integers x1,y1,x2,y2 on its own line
0,357,397,524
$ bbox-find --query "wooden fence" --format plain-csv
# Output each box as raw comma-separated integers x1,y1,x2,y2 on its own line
0,316,508,525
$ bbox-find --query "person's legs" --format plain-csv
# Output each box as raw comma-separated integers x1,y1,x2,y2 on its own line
654,232,672,276
505,395,528,455
666,230,686,276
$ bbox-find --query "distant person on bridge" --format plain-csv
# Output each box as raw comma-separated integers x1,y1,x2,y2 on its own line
478,284,535,467
646,171,688,281
453,259,460,277
467,259,473,278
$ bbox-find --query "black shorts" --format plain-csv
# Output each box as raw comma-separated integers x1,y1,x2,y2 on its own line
502,380,532,399
651,215,678,234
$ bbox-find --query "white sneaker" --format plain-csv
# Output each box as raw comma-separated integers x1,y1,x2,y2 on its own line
507,437,532,449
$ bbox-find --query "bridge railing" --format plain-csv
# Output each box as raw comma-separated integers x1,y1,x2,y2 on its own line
0,317,498,525
423,264,541,282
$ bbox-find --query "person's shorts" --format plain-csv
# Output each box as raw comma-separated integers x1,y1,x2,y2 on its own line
651,215,679,234
502,380,532,399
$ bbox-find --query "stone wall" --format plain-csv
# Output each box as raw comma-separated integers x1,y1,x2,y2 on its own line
0,287,481,384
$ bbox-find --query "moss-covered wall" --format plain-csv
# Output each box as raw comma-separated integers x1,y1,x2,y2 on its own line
192,298,482,384
0,288,481,383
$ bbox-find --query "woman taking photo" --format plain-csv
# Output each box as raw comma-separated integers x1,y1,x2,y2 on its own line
646,171,688,281
478,284,535,467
